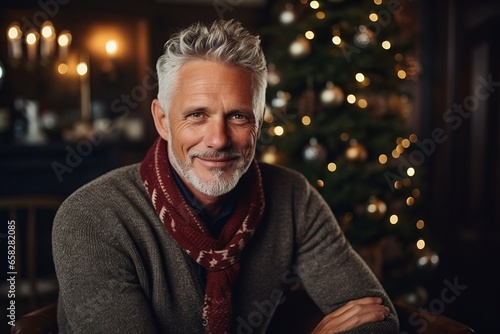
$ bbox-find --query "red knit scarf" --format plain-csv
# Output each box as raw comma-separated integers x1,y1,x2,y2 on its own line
139,137,265,334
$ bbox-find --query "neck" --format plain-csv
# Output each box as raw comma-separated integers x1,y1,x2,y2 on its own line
172,167,233,219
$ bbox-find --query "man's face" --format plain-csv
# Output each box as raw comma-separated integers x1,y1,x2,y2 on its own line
164,60,260,197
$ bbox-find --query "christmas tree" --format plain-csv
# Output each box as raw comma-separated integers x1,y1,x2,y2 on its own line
258,0,436,304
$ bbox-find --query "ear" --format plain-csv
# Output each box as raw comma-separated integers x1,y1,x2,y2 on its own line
151,99,169,141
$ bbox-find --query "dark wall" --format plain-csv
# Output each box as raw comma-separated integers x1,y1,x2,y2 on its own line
421,0,500,332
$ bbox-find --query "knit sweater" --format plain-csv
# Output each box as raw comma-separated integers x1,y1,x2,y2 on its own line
52,162,399,334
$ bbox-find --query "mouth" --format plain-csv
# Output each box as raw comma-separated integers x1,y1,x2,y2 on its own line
194,157,238,169
192,153,241,169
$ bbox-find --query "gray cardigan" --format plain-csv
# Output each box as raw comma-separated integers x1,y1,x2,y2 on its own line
52,162,398,333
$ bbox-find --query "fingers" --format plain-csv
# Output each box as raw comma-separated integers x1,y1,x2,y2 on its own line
328,297,384,317
310,297,390,334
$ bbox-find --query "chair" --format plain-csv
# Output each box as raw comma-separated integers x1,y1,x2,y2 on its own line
11,303,58,334
12,296,475,334
395,300,475,334
0,197,63,311
267,286,475,333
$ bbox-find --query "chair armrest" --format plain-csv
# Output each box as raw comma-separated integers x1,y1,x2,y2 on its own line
11,303,58,334
394,300,475,334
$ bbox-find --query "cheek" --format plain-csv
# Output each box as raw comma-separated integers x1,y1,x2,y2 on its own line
234,128,259,149
170,125,202,152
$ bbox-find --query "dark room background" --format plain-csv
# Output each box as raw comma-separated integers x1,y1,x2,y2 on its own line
0,0,499,333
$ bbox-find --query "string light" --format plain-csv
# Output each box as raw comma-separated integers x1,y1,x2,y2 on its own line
332,36,342,45
391,149,400,159
316,11,326,19
378,154,388,164
382,41,391,50
26,31,38,45
58,34,70,47
8,25,21,40
416,219,425,229
394,180,403,190
310,0,320,9
402,138,411,148
340,132,350,141
409,133,418,142
374,0,382,4
76,62,88,76
390,215,398,224
305,31,315,40
355,73,365,82
403,178,412,187
412,189,421,197
327,162,337,172
357,98,368,108
369,13,378,22
346,94,356,104
41,23,55,40
416,239,426,250
57,63,68,74
302,116,311,125
316,179,324,187
397,70,407,79
274,126,284,136
406,196,415,206
407,167,415,177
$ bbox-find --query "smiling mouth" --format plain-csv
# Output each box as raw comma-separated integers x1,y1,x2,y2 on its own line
194,156,238,169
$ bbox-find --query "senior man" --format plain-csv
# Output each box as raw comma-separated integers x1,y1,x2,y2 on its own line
53,20,398,334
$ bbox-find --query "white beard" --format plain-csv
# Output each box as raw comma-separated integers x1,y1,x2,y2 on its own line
167,139,253,197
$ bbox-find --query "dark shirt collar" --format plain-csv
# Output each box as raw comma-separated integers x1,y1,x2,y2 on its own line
170,166,239,238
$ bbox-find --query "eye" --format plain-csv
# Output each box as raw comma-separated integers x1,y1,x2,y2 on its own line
188,112,203,118
228,112,252,124
231,114,246,120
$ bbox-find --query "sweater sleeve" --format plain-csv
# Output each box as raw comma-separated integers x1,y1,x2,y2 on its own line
52,191,158,334
292,175,399,333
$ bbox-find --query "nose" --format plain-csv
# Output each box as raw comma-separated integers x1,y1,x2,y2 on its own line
204,117,231,150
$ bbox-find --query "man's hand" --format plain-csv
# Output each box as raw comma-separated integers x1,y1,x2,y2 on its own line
310,297,390,334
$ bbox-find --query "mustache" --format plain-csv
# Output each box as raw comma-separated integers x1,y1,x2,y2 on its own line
189,150,242,159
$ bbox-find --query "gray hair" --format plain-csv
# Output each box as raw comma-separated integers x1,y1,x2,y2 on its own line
156,19,267,125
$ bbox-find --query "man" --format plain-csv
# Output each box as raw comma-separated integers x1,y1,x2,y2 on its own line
53,20,398,333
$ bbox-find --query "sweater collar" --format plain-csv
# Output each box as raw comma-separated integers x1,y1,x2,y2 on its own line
170,164,239,238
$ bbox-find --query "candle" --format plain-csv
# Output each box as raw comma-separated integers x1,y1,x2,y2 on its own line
26,30,39,63
57,30,71,61
105,40,118,57
40,21,56,59
7,23,23,60
77,57,91,122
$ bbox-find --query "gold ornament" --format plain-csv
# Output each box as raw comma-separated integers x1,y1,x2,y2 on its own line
280,3,295,24
289,36,311,59
260,146,284,165
345,141,368,162
320,81,344,108
366,196,387,220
